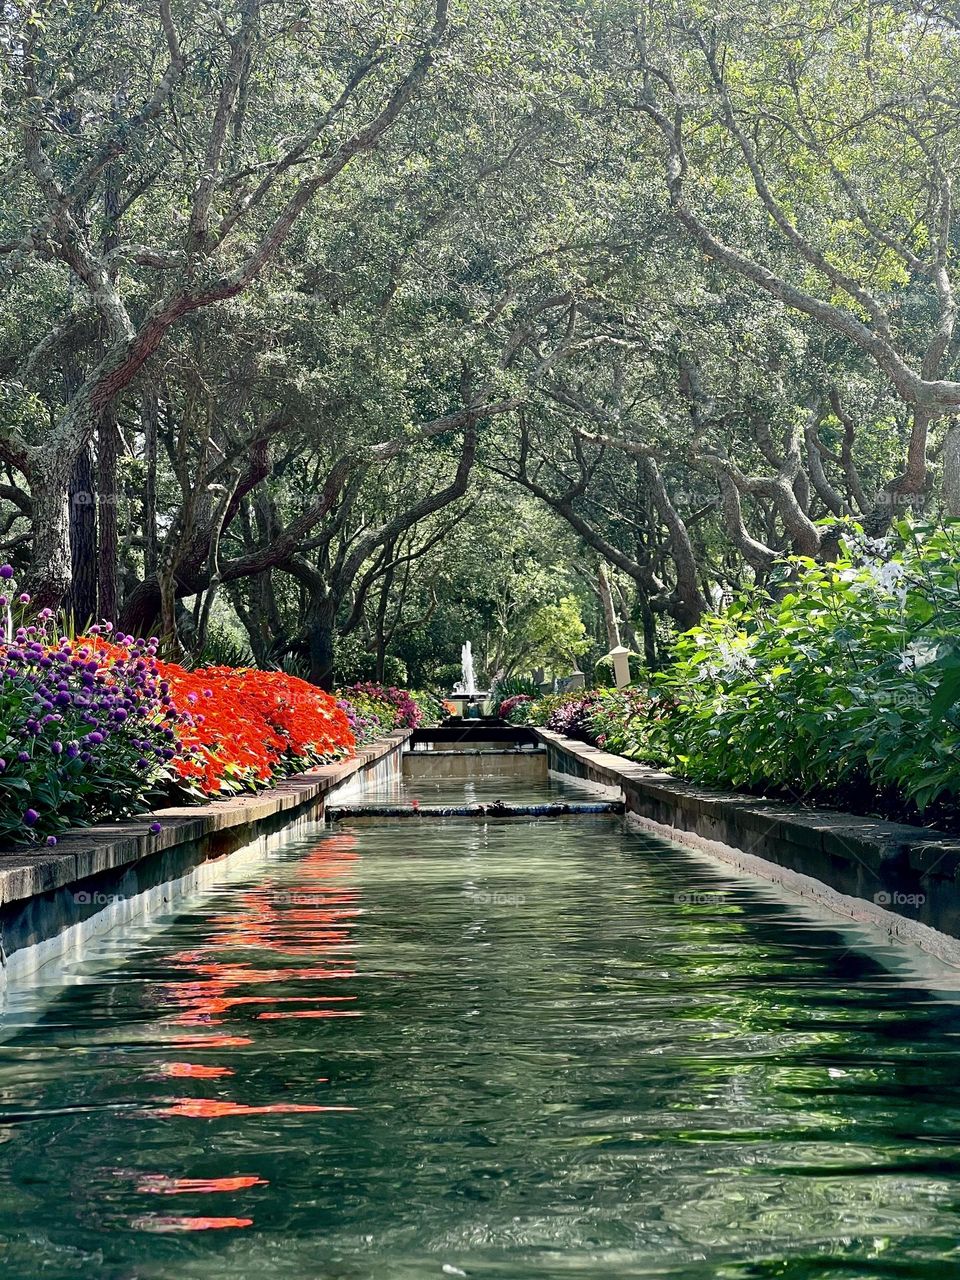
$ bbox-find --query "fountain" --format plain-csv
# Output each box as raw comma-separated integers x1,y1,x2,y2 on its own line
448,641,489,718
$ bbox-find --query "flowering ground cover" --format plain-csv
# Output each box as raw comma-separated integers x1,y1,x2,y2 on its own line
336,682,442,745
0,571,436,846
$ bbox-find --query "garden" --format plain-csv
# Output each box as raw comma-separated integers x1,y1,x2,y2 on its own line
0,568,440,846
497,521,960,832
8,514,960,848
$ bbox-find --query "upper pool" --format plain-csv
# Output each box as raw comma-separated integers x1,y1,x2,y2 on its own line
1,803,959,1279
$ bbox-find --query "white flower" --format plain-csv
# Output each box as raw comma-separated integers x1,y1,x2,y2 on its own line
898,640,938,672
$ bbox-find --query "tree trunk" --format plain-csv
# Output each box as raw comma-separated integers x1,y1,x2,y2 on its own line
597,563,621,649
26,451,74,609
67,444,98,625
142,389,159,577
97,407,120,623
306,594,337,690
639,456,707,629
374,557,396,681
943,418,960,518
637,583,659,669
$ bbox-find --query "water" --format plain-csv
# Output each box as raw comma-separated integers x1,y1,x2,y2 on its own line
2,807,960,1277
460,641,476,697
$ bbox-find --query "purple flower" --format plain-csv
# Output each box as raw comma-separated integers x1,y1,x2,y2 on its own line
0,564,13,579
149,821,162,835
23,809,39,827
46,835,57,847
50,741,63,755
85,731,104,745
17,593,29,604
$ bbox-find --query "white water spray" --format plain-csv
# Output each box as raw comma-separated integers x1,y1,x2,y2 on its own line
459,641,476,697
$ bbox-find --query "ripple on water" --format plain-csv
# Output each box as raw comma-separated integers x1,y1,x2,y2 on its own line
0,811,959,1279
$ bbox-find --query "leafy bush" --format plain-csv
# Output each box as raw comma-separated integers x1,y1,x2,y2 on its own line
498,693,535,721
333,635,408,688
409,689,444,726
336,693,392,745
584,687,671,762
336,681,439,744
492,674,542,705
649,522,960,813
0,614,181,844
533,522,960,821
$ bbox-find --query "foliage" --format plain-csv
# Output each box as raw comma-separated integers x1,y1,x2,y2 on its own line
498,693,535,721
648,522,960,815
492,673,542,704
540,523,960,821
582,688,672,763
512,594,590,678
594,651,645,686
409,689,445,726
0,612,180,844
333,637,408,689
193,625,256,671
7,0,960,723
336,694,392,747
336,681,441,744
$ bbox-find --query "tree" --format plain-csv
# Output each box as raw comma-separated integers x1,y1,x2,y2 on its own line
0,0,448,604
629,0,960,515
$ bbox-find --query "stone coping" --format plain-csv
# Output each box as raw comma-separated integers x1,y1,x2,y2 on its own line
535,727,960,945
0,730,411,910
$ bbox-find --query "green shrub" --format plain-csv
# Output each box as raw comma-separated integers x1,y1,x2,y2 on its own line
653,520,960,813
492,674,541,705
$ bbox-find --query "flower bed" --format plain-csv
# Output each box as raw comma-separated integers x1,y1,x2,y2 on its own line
336,682,441,745
0,576,437,845
508,687,670,762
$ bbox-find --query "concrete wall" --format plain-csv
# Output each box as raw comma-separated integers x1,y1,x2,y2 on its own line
0,731,410,965
537,728,960,965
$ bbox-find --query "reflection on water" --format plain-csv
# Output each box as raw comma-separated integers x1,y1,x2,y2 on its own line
0,815,959,1277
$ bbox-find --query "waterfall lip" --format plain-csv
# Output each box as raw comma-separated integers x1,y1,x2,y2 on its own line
326,800,625,819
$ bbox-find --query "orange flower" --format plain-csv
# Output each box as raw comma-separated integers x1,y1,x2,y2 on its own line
80,638,355,797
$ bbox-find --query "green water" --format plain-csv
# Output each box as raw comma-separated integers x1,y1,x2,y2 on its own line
1,809,960,1279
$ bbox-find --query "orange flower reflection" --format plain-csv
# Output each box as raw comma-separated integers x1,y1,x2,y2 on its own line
137,1174,267,1195
134,1215,254,1232
151,1098,356,1119
160,1062,234,1079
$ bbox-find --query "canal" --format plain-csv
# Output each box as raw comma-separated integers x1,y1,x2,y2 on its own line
0,754,958,1277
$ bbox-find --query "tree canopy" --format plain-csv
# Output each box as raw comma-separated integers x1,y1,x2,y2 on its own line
1,0,958,685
